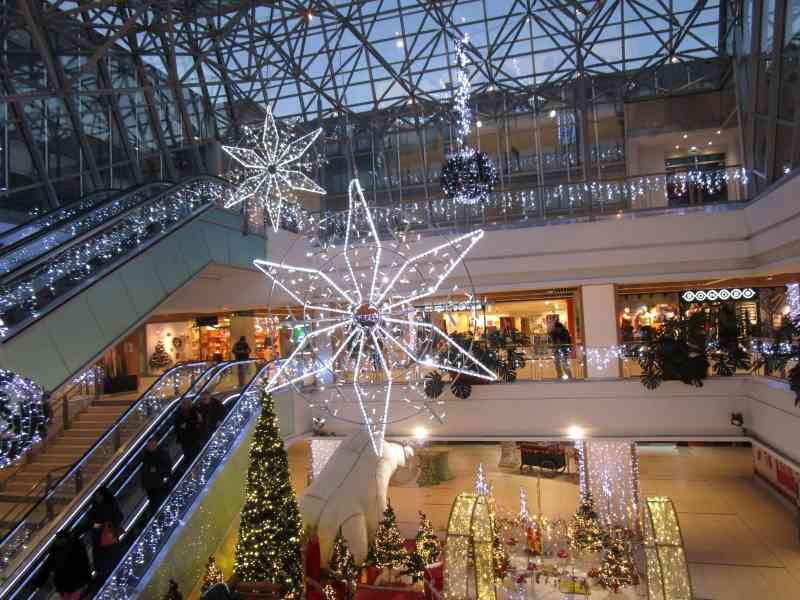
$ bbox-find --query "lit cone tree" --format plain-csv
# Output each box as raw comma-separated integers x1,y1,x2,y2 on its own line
568,492,604,553
329,528,359,586
372,501,409,571
201,555,224,592
597,527,637,592
233,392,303,598
415,511,440,565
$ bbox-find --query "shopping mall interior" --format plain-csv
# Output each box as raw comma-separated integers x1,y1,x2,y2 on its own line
1,1,800,599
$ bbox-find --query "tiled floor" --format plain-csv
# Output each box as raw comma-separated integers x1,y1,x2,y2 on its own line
210,442,800,600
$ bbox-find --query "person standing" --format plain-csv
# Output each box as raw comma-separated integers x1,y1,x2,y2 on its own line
34,531,92,600
87,486,124,587
550,320,573,380
175,397,203,468
142,437,171,515
197,391,225,440
232,336,251,387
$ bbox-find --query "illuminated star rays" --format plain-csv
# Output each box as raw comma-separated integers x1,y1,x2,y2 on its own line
223,106,325,232
255,179,496,455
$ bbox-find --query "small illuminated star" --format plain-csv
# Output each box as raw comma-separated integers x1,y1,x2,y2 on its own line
223,106,326,231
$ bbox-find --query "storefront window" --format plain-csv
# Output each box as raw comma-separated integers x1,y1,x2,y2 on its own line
254,316,283,360
617,294,680,342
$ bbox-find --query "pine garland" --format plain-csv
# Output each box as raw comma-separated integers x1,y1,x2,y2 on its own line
233,392,304,598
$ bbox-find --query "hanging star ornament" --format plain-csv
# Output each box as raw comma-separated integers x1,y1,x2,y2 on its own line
223,106,326,231
254,179,496,455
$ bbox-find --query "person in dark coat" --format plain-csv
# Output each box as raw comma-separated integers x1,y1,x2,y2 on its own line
232,336,251,387
174,397,203,468
550,320,573,380
35,530,92,600
142,437,171,515
87,486,124,585
197,392,225,439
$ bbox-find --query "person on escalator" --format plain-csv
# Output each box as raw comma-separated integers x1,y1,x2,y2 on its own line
175,397,203,469
198,391,225,439
87,486,124,587
34,530,92,600
232,336,251,387
142,437,171,516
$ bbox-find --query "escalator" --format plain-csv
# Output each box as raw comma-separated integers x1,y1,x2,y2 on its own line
0,175,267,393
0,359,265,599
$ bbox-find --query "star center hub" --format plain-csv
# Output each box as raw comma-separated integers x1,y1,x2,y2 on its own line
353,304,380,328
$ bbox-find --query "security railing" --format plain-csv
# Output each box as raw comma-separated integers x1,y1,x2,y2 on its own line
0,361,211,580
0,177,230,342
96,361,275,599
307,166,751,242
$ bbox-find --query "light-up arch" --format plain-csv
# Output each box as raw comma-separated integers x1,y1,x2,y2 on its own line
641,497,694,600
443,492,496,600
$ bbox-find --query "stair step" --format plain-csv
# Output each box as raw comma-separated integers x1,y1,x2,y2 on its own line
92,399,137,408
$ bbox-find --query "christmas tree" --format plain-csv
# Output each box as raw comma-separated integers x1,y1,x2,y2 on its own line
149,340,173,371
415,511,440,565
329,528,359,585
233,392,304,598
405,550,426,583
474,462,490,495
568,492,604,553
372,501,409,571
597,527,637,592
492,534,510,581
163,579,182,600
201,555,224,592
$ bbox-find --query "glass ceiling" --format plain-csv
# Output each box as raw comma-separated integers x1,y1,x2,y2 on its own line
40,0,723,123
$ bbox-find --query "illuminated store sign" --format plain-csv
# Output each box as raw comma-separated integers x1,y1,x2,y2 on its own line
681,288,757,302
419,300,487,312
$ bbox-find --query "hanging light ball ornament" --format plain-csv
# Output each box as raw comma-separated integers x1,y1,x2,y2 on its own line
0,369,48,468
440,34,498,206
440,147,498,206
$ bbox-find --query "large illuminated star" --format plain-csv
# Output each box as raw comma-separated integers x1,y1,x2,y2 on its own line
254,179,496,455
223,106,325,231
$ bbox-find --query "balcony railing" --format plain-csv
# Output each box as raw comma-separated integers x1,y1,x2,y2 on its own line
305,166,751,242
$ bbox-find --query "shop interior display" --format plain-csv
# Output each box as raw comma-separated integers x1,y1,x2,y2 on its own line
298,432,414,566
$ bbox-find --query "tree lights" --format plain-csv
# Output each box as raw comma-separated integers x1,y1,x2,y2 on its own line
257,178,495,455
223,106,326,232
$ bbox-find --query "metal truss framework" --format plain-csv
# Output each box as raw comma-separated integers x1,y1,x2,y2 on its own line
0,0,729,211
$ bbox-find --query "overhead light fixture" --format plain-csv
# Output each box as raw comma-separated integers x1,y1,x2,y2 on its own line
682,133,688,139
674,145,679,149
567,425,585,440
413,426,428,440
716,129,722,135
476,120,483,128
708,141,712,145
690,145,697,152
396,39,404,48
549,109,557,118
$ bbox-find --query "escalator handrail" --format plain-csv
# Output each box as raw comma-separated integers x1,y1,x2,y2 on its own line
2,360,262,599
1,175,233,347
0,360,212,549
95,360,275,599
0,178,207,285
0,188,123,252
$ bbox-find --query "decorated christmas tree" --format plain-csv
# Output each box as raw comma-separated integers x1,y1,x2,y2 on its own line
597,527,637,592
149,340,173,371
372,500,409,571
405,550,427,583
568,492,604,553
474,462,490,496
492,533,511,581
233,392,304,598
415,511,440,565
201,555,224,592
329,528,359,585
163,579,182,600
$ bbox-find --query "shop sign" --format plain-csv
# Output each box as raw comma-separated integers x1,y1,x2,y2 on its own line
418,300,486,312
681,288,757,302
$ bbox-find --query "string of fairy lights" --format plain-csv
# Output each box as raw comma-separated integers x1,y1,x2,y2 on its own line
0,180,227,338
0,370,47,469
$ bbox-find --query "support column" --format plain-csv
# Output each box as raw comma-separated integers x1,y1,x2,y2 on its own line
581,284,620,378
577,439,640,532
